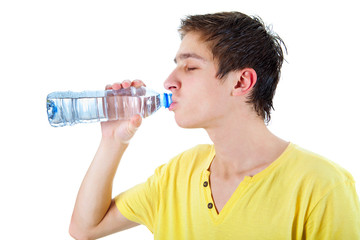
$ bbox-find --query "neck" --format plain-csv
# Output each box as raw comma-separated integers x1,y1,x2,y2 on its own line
205,113,288,178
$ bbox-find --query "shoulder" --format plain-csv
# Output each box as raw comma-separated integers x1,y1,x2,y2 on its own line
286,143,355,189
167,144,213,166
154,144,214,180
277,144,358,218
173,144,214,158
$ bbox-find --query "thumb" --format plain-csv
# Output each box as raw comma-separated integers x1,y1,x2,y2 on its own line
129,114,142,130
120,115,142,144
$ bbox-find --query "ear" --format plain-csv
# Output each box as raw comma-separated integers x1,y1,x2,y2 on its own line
232,68,257,96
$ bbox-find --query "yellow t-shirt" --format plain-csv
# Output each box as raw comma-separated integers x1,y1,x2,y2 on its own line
115,143,360,239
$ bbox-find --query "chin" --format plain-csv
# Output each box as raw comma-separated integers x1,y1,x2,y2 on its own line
174,114,204,129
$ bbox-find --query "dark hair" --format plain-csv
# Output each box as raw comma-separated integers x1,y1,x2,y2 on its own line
179,11,287,123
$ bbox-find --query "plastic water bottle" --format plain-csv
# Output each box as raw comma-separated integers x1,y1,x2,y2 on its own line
46,86,172,127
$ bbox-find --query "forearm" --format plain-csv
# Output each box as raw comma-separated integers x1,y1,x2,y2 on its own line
71,138,128,230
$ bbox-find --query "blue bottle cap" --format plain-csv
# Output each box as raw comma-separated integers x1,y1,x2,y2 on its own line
161,93,173,108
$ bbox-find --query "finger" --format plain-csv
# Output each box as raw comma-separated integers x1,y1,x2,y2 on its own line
105,84,112,90
112,82,122,90
120,115,142,143
130,114,142,129
131,79,146,88
121,80,132,89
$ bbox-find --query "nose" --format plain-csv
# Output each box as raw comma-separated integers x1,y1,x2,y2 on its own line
164,69,181,92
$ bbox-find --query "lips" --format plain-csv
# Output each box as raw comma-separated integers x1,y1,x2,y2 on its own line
169,102,177,111
168,96,178,111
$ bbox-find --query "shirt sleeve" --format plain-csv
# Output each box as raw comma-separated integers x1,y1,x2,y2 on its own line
114,163,166,233
304,179,360,239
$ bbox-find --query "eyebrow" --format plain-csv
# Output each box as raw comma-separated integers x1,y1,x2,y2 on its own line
173,53,206,64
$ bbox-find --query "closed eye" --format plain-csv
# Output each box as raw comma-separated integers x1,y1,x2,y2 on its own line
186,67,197,71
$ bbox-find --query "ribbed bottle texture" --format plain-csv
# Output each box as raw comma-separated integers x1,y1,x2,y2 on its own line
46,86,172,127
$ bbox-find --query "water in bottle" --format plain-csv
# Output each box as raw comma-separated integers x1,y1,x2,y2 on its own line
46,86,172,127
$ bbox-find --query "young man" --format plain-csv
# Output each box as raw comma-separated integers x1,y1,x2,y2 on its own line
69,12,360,239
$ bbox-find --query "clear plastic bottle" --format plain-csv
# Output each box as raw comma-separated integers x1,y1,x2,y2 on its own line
46,86,172,127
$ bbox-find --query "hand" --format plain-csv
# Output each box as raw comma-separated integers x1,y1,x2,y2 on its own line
100,80,146,145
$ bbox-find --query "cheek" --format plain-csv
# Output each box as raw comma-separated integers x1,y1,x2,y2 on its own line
175,98,218,127
200,91,231,118
173,100,206,128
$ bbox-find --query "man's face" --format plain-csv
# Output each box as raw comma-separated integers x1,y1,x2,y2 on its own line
164,32,234,129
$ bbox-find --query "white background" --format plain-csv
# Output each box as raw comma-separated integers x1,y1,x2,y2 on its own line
1,0,359,239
